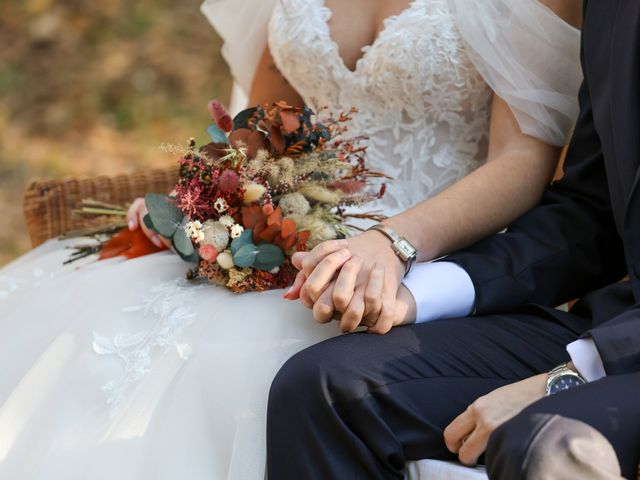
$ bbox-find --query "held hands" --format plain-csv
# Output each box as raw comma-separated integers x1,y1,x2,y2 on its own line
443,374,547,466
285,232,416,334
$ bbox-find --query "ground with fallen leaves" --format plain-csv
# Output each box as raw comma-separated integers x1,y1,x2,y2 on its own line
0,0,231,266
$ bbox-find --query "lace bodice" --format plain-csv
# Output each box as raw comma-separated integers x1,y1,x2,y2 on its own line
269,0,492,214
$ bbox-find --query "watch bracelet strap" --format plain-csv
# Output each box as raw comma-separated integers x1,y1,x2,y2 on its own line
550,363,585,379
404,254,417,276
546,363,586,394
368,224,415,275
369,224,400,243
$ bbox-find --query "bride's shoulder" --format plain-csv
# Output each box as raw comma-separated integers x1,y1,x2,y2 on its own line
538,0,583,29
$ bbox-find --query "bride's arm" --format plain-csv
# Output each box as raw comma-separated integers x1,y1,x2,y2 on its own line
543,0,583,29
290,1,584,333
382,0,583,261
248,46,304,107
384,95,561,263
293,96,563,328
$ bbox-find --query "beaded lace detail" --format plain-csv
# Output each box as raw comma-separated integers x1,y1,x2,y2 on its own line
269,0,493,214
93,278,205,413
0,275,24,299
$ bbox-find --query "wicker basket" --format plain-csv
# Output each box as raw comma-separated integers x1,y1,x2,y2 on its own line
22,165,179,247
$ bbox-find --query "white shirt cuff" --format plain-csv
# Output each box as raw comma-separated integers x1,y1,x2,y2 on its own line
402,261,475,324
566,338,606,382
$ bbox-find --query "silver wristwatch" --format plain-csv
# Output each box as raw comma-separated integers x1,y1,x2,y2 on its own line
367,223,418,276
546,363,586,396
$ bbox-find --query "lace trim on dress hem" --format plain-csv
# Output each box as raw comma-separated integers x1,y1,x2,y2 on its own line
93,278,206,415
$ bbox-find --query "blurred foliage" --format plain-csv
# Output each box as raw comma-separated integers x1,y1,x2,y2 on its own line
0,0,232,265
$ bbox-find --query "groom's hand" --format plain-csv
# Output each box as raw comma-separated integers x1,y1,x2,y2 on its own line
443,374,547,466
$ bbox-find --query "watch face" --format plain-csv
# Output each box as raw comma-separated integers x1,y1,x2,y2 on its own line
395,239,416,260
548,374,586,395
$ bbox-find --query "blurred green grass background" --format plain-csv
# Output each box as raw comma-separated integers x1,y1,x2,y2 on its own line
0,0,231,266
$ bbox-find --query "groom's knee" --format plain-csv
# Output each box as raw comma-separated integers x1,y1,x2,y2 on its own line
269,347,323,409
269,342,338,414
268,337,368,416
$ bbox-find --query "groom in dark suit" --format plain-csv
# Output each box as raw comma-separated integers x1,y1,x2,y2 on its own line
267,0,640,478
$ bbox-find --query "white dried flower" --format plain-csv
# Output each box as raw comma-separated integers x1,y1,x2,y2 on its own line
278,192,311,217
289,214,338,249
216,251,235,270
243,183,267,204
307,222,338,249
255,149,270,163
265,163,281,185
277,157,295,172
276,157,296,187
185,220,205,242
201,220,230,252
214,197,228,213
218,215,235,228
230,224,245,239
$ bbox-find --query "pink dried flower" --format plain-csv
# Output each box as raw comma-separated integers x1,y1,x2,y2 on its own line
218,169,239,193
175,179,216,220
208,100,233,132
199,244,219,262
262,203,274,215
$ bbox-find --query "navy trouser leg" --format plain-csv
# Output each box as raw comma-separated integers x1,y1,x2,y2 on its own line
487,372,640,480
267,313,579,479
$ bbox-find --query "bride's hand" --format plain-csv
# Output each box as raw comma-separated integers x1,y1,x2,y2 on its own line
288,232,407,332
127,198,173,249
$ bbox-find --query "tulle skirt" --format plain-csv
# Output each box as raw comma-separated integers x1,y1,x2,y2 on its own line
0,240,341,479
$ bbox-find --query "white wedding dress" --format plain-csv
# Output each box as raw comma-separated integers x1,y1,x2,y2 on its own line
0,1,580,478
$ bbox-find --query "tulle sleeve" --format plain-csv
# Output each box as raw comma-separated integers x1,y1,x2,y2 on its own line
200,0,277,112
448,0,582,146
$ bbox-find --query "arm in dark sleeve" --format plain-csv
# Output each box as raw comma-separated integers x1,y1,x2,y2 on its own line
585,307,640,375
446,70,626,314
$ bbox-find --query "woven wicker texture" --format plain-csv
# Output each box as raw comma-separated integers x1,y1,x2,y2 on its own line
23,165,178,247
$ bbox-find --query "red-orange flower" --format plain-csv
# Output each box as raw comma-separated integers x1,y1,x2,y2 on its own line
99,228,166,261
229,129,268,159
241,205,307,252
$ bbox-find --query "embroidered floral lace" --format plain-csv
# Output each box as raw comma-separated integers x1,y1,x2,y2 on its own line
269,0,493,214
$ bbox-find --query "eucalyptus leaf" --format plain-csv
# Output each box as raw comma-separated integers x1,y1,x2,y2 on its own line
145,193,183,237
143,214,155,231
233,244,258,268
173,217,195,259
231,229,254,255
253,243,285,271
207,124,229,144
185,250,201,264
172,236,200,263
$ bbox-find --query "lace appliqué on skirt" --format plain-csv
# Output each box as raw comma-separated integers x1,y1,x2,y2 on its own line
93,278,206,413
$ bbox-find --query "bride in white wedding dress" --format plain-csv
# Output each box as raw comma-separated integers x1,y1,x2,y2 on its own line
0,0,582,478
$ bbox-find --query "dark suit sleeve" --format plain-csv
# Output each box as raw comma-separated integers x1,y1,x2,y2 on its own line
445,56,626,314
586,308,640,375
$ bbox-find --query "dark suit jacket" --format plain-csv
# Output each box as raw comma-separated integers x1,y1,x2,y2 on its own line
446,0,640,376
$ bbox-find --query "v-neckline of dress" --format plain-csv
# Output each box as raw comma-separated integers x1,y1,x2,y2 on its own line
318,0,420,76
